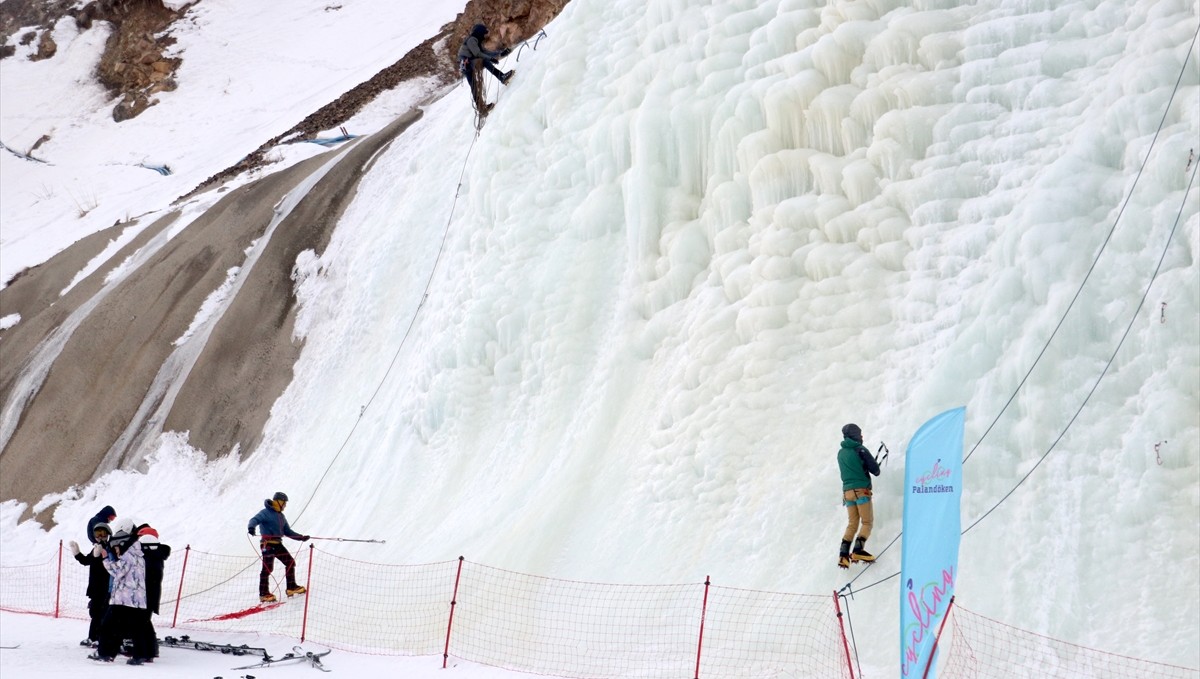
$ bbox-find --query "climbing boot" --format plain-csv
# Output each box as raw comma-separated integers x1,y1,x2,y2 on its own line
500,70,515,85
850,537,875,563
837,540,852,569
286,585,307,597
260,593,278,603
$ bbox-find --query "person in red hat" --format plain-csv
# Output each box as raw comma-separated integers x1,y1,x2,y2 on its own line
131,524,170,663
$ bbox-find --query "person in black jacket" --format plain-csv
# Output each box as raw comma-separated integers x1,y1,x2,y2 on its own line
457,23,513,114
836,423,881,569
131,524,170,663
70,505,116,646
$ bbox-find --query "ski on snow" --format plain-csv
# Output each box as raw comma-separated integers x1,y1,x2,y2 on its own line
160,634,269,659
232,645,331,672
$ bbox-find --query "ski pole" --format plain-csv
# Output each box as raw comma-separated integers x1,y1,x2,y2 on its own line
306,536,386,544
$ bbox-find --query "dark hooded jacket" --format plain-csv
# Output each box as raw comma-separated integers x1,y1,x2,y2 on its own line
838,438,881,491
74,548,111,599
137,528,171,615
248,499,303,543
458,23,502,62
77,506,116,600
87,505,115,544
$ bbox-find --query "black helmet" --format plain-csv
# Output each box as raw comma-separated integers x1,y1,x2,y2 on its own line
841,423,862,442
273,492,289,503
471,23,488,39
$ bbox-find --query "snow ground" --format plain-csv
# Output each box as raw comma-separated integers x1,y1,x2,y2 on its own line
0,609,557,679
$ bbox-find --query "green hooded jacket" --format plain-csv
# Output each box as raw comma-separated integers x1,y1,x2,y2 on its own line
838,438,881,491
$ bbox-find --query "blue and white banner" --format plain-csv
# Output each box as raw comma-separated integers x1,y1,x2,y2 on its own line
900,406,965,679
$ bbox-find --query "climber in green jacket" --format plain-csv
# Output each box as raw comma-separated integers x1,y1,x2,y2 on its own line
837,423,881,569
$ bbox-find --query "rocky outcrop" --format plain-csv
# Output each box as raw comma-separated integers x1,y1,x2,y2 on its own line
0,0,183,119
87,0,184,122
446,0,570,64
30,30,56,60
0,0,77,49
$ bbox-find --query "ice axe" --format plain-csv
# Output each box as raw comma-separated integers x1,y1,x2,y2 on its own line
875,442,890,467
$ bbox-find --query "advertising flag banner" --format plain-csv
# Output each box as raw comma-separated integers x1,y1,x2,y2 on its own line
900,406,965,678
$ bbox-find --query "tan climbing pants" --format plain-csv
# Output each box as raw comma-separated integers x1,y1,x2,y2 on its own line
842,488,873,542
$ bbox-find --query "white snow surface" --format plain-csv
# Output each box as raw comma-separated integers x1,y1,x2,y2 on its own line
2,0,1199,676
0,609,540,678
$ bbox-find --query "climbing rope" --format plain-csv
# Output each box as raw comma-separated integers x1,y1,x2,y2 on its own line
295,123,483,521
844,157,1198,596
964,21,1200,467
961,159,1197,535
297,30,556,516
839,20,1199,595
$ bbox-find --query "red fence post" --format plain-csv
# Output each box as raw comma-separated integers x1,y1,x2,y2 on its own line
301,544,314,642
694,576,710,679
172,545,190,628
922,595,955,679
54,540,63,618
442,556,464,669
833,592,856,679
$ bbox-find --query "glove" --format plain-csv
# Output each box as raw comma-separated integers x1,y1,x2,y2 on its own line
500,47,512,57
249,529,255,536
69,540,80,555
91,544,104,558
299,535,310,542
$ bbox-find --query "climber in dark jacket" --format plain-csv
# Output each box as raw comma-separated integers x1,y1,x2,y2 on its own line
248,492,309,602
457,23,513,113
837,423,881,569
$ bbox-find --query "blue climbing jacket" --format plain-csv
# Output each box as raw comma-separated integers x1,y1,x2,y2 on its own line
247,499,302,543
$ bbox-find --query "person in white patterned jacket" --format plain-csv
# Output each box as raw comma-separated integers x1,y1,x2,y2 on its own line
89,517,151,665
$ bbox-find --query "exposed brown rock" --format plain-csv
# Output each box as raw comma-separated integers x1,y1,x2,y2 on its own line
0,0,78,45
112,93,152,122
0,111,424,509
91,1,184,121
0,0,187,117
0,0,572,510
